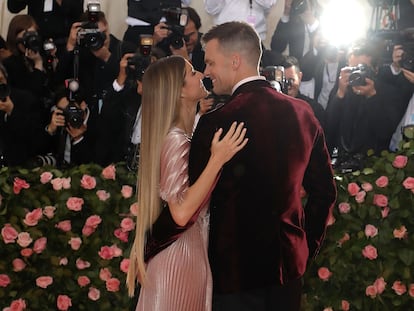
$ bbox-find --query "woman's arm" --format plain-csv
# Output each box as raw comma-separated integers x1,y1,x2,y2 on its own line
169,122,247,226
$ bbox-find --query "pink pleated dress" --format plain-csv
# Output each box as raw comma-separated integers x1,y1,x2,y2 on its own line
136,127,212,311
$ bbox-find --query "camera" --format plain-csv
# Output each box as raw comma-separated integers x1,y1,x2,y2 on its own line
0,83,11,102
18,31,43,53
127,35,153,81
159,7,189,52
291,0,309,15
77,2,106,51
348,64,375,87
260,66,292,94
61,79,84,129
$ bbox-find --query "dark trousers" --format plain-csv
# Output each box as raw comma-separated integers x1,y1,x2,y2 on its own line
212,278,303,311
123,25,154,49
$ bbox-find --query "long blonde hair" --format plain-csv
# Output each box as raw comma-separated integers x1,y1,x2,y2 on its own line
127,56,186,296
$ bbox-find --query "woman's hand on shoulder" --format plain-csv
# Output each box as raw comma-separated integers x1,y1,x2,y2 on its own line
210,121,248,165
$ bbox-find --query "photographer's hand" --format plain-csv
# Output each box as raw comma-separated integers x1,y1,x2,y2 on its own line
352,78,376,98
116,53,134,87
67,123,87,143
47,108,65,134
402,68,414,84
25,48,44,71
391,45,403,72
66,22,82,52
337,67,350,98
170,41,190,60
153,22,169,45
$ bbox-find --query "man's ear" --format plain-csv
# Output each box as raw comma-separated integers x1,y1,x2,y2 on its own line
231,54,241,68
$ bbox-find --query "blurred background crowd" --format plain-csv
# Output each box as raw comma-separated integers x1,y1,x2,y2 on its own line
0,0,413,173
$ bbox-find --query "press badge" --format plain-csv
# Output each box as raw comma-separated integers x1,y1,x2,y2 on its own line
43,0,53,12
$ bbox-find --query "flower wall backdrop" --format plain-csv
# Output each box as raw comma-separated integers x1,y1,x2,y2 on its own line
1,134,414,310
0,163,137,311
302,133,414,311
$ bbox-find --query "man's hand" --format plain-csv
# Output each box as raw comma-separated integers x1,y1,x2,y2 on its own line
116,53,134,87
352,78,376,98
153,22,169,45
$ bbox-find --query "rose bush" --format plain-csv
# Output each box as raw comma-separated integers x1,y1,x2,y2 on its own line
302,133,414,310
0,163,137,310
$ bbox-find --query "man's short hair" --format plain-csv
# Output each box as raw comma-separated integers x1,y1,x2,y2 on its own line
186,7,201,30
202,21,262,66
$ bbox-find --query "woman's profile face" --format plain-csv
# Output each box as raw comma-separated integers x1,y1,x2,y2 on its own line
181,61,209,103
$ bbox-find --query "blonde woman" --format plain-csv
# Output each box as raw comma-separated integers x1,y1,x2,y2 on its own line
127,55,248,311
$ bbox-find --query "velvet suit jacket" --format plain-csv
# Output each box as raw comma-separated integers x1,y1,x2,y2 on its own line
189,79,337,294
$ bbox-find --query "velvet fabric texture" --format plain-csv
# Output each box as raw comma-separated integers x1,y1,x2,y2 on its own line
189,80,337,294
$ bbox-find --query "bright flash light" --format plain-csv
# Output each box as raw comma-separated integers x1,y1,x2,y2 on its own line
320,0,371,48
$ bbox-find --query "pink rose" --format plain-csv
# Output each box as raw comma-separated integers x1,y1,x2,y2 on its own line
106,278,121,292
96,190,110,201
361,182,373,192
317,267,332,281
62,177,71,189
364,224,378,238
114,228,129,243
51,178,64,191
66,197,84,211
23,208,43,226
362,245,378,260
392,280,407,295
59,257,68,266
338,202,351,214
98,245,115,260
323,308,333,311
120,218,135,232
77,275,90,287
80,174,97,190
1,224,19,244
393,155,408,168
82,225,96,236
33,237,47,254
85,215,102,228
57,295,72,311
365,285,377,298
88,287,101,301
121,185,133,198
341,300,350,311
7,299,26,311
374,277,387,294
409,284,414,298
12,258,26,272
56,220,72,232
393,225,408,239
13,177,30,194
130,202,139,216
43,206,56,219
69,237,82,250
338,233,350,246
17,232,32,248
111,244,123,257
347,182,360,196
120,258,130,273
40,171,53,184
102,164,116,180
373,194,388,207
403,177,414,190
99,268,112,281
375,176,389,188
36,276,53,288
381,207,390,218
355,191,366,203
20,248,33,257
0,274,11,287
76,258,91,270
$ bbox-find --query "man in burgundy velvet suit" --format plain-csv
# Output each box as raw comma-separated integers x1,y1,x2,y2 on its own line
188,21,337,310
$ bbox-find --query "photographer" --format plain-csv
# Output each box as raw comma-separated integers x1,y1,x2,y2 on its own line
325,40,407,171
123,0,191,48
0,63,40,167
39,84,92,167
3,15,55,125
7,0,84,55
